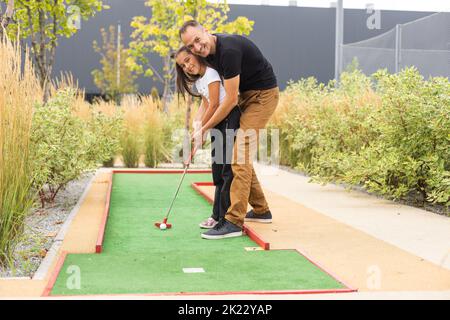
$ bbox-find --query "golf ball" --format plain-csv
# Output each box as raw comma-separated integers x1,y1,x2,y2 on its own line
160,223,167,230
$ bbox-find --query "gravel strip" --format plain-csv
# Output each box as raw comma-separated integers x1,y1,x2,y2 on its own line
0,171,95,278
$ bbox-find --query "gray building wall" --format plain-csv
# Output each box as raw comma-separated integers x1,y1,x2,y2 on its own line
48,0,432,94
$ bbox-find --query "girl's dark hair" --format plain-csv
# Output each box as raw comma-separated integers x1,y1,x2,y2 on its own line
173,46,210,100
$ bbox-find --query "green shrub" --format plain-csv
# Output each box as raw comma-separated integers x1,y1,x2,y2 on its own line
344,68,450,205
143,123,169,168
272,67,450,209
121,134,140,168
144,131,162,168
142,101,171,168
89,110,124,167
30,89,100,206
278,70,376,179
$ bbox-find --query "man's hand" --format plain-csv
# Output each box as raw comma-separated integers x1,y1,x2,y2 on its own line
185,128,205,166
191,126,207,151
192,120,202,133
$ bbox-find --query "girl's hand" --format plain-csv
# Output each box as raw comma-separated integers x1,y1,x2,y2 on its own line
185,144,199,166
191,126,206,151
192,120,202,133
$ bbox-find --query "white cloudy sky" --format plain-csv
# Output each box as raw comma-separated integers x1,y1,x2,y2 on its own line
222,0,450,12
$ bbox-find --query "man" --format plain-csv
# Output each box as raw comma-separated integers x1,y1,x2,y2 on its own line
180,20,279,239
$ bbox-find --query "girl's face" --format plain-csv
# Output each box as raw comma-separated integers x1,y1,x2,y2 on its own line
176,51,203,76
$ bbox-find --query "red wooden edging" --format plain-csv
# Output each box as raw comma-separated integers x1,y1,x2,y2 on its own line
95,172,113,253
293,248,357,292
191,181,271,250
190,180,356,291
191,181,214,204
43,170,356,297
242,225,270,250
49,287,356,298
41,251,68,297
96,170,212,253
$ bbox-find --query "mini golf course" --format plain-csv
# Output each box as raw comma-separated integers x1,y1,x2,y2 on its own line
46,171,353,296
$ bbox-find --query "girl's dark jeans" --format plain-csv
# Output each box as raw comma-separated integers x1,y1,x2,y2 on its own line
210,106,241,221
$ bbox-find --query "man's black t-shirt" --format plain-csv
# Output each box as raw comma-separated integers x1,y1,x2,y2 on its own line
205,34,277,92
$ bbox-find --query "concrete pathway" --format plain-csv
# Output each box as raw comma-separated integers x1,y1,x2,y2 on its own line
2,166,449,299
254,163,450,270
196,182,450,293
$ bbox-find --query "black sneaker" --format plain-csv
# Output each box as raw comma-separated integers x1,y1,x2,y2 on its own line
244,210,272,223
201,219,243,239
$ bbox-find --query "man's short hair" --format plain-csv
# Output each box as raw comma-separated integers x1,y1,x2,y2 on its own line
179,20,202,38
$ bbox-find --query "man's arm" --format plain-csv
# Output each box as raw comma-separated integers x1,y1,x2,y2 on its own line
193,97,207,132
194,98,207,122
202,75,239,131
200,81,221,126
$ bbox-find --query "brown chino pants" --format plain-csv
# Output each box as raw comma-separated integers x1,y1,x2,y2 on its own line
225,86,279,227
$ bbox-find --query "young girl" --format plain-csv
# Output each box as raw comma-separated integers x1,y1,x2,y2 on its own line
174,46,240,229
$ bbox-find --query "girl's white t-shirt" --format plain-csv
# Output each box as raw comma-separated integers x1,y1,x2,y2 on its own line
194,67,226,104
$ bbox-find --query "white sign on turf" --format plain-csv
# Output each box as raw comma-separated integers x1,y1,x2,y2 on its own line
183,268,205,273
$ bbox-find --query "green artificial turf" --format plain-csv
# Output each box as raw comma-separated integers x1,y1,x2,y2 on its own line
50,173,345,295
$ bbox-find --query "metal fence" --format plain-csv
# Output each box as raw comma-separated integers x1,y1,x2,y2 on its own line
341,12,450,78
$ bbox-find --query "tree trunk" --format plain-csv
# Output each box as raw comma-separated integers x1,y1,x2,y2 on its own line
42,70,52,102
0,0,14,34
162,54,175,113
185,95,192,132
38,7,52,102
27,2,58,103
162,79,169,113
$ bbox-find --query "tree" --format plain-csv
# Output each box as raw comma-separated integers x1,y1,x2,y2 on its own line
92,25,138,103
0,0,14,34
128,0,254,112
1,0,108,101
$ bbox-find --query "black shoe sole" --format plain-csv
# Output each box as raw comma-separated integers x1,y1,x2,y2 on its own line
201,231,243,239
244,218,272,223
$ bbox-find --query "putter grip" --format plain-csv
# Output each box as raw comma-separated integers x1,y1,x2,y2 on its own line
184,146,198,166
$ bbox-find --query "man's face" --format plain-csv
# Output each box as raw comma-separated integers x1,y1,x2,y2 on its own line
181,26,212,57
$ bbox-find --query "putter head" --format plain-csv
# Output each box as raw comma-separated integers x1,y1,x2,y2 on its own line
154,222,172,229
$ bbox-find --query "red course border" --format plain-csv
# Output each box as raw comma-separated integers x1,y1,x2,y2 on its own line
191,182,270,250
96,172,113,253
44,169,357,297
42,251,68,297
95,169,212,253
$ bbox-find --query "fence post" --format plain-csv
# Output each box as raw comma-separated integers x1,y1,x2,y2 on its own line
395,23,402,73
334,0,344,81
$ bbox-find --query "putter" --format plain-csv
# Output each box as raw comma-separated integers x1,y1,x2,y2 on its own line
155,147,197,230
